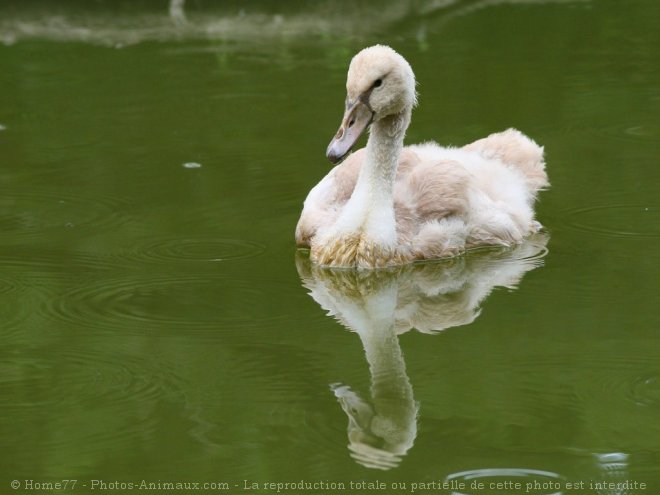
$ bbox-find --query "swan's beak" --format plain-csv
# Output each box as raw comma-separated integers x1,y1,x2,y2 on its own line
326,99,374,164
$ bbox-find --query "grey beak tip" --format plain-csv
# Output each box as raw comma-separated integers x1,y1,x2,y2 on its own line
327,148,348,165
326,141,345,164
327,152,340,164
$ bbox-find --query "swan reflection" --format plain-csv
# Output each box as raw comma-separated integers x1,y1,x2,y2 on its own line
296,234,548,470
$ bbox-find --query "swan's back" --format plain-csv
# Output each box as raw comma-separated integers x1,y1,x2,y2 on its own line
296,129,547,259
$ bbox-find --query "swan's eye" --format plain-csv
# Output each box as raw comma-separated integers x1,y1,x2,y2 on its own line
373,79,383,88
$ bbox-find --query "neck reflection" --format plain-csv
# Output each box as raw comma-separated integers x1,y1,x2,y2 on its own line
296,234,548,470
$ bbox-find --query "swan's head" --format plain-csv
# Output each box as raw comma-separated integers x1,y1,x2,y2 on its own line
327,45,417,164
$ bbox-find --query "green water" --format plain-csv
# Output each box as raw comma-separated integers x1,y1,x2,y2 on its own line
1,1,659,494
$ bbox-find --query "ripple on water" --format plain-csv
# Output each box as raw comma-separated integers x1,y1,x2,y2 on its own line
45,275,290,336
0,281,33,339
0,352,52,410
0,247,125,272
35,133,102,153
0,348,184,414
630,373,660,407
301,407,352,466
622,123,660,141
595,122,660,143
561,205,660,239
0,248,136,340
0,269,61,341
0,189,130,241
446,468,564,495
0,276,20,295
0,347,184,461
551,121,660,144
121,237,266,264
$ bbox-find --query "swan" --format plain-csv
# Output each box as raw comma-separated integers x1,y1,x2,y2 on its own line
296,45,549,269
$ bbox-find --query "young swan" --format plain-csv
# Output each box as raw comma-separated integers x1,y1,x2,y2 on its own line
296,45,548,269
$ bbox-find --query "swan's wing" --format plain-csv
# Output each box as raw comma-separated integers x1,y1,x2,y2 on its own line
397,139,547,254
462,128,548,195
394,148,470,222
393,144,472,256
295,149,363,247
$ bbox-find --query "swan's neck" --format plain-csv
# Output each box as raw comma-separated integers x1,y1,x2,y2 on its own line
312,110,411,267
338,111,410,245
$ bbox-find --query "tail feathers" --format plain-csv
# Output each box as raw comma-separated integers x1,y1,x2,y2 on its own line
463,128,549,195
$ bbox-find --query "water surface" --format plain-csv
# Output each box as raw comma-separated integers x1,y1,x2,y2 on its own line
1,0,659,493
